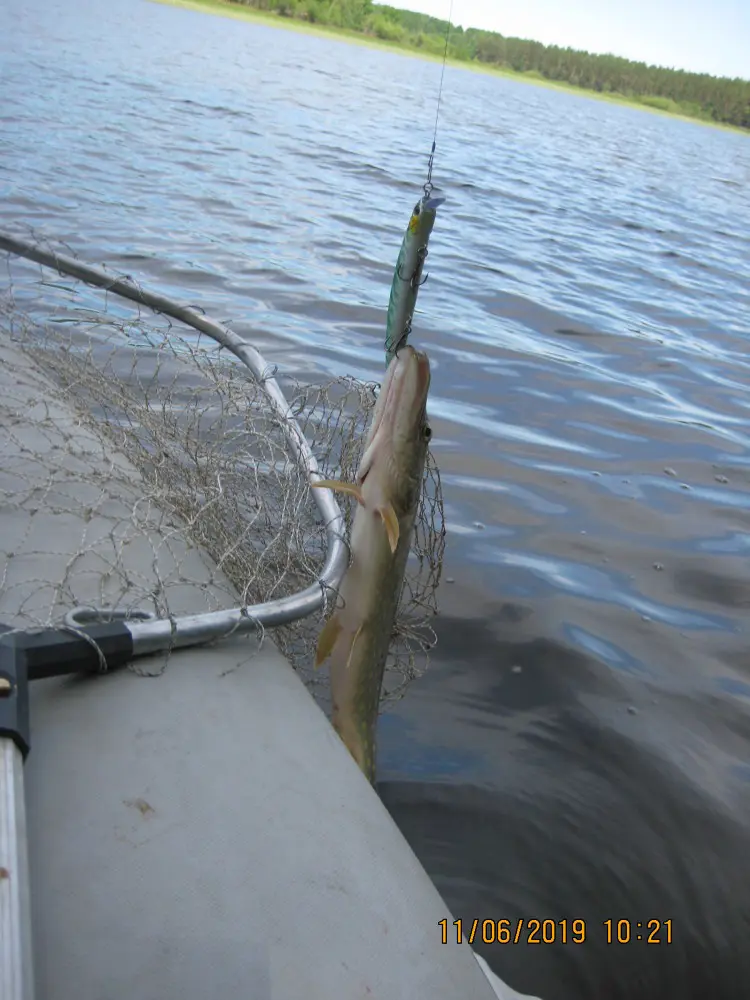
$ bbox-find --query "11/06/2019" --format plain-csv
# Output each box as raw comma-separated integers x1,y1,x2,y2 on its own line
438,918,674,946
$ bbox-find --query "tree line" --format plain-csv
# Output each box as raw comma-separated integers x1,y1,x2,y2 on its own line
232,0,750,130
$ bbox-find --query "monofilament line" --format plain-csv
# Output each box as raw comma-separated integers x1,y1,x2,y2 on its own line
424,0,454,196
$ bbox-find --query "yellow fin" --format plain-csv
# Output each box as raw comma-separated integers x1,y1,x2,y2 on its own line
311,479,365,506
346,624,363,670
315,614,343,668
316,618,364,671
378,503,400,554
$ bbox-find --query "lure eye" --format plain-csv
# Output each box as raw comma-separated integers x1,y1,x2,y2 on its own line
413,203,421,216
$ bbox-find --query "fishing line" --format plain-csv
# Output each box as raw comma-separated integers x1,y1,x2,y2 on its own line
386,8,453,366
423,0,454,198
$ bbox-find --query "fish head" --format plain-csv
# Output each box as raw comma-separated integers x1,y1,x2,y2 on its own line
407,190,446,240
357,346,431,509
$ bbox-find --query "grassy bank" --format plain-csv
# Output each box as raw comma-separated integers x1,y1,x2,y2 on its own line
151,0,748,134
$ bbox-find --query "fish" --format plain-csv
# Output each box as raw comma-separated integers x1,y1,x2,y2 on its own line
312,346,432,783
384,191,445,367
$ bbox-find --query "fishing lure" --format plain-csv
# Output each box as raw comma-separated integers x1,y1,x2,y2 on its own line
383,0,453,367
384,189,445,367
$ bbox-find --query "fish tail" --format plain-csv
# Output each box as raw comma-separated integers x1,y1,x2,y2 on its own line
332,714,375,784
317,614,376,782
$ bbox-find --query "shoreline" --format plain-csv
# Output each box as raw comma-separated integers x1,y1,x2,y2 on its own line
150,0,746,135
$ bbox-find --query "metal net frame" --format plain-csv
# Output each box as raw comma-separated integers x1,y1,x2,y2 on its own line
0,229,445,704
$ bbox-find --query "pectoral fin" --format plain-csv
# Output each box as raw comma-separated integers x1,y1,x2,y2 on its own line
315,615,364,671
346,624,363,670
311,479,365,506
378,503,400,554
315,614,343,668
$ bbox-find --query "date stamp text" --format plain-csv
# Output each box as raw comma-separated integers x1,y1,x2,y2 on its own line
439,918,673,945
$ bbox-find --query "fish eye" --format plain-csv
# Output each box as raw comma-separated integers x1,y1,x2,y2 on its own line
423,424,432,441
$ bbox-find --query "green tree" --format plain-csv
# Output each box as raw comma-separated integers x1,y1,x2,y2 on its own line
229,0,750,130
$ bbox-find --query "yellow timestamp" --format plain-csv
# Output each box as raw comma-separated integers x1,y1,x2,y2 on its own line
439,918,588,945
604,919,673,944
439,918,674,946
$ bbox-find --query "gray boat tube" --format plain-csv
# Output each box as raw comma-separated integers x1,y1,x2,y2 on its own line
27,638,539,1000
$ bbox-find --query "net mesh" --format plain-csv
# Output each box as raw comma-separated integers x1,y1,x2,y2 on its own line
0,234,445,703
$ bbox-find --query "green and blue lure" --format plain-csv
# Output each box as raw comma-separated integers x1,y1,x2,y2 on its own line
384,191,445,367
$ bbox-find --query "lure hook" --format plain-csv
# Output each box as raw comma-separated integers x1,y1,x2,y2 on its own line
412,245,430,287
397,245,430,287
392,324,412,357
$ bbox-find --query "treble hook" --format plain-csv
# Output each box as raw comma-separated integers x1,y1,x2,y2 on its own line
392,323,412,357
396,245,430,286
413,245,430,287
396,262,430,288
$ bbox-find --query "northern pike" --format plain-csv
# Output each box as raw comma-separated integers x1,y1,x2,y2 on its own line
384,192,445,367
312,346,432,783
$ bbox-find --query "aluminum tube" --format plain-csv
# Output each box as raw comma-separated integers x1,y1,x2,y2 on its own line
0,738,34,1000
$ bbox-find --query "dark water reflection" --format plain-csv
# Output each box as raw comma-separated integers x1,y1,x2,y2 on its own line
379,594,750,997
2,0,750,995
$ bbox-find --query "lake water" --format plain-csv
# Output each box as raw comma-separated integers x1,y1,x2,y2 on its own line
2,0,750,996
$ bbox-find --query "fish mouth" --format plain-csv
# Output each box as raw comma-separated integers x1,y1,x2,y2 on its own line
365,352,402,454
357,344,430,485
411,347,430,396
358,346,429,483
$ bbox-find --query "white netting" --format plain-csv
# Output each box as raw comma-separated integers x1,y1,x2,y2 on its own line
0,234,445,703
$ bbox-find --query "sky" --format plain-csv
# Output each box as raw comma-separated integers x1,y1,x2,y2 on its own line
385,0,750,80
